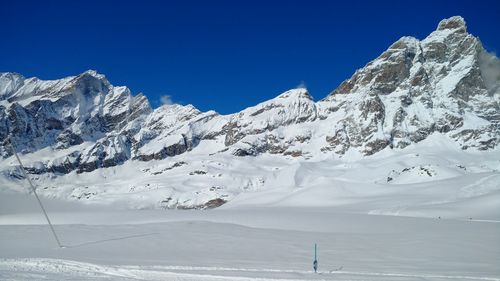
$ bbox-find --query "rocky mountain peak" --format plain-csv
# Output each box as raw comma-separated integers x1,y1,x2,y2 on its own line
81,69,104,78
276,87,313,100
388,36,419,51
318,15,498,155
0,72,24,81
436,16,467,32
148,103,202,128
69,69,112,94
0,72,25,99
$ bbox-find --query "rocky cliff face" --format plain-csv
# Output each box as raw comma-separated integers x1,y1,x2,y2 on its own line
318,16,499,155
0,70,151,153
0,16,499,208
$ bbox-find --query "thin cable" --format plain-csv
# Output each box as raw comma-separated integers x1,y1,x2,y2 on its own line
7,137,64,248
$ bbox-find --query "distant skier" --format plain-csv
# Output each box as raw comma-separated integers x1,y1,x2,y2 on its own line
313,243,318,273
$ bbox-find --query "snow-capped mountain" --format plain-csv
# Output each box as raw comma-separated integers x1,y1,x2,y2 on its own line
319,16,499,154
1,16,499,211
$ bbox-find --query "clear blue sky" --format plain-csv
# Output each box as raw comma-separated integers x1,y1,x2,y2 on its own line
1,0,499,114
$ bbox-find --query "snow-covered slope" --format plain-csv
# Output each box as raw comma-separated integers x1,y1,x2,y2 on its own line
0,16,499,212
1,200,499,280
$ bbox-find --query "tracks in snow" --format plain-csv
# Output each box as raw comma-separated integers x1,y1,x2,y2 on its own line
1,258,499,281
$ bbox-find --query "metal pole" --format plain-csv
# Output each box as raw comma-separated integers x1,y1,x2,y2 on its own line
315,243,317,260
7,138,64,248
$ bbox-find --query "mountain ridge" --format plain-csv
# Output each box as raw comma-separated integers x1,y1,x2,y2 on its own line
0,16,499,209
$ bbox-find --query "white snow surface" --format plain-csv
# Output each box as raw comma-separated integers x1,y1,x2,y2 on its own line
1,190,499,281
1,133,499,219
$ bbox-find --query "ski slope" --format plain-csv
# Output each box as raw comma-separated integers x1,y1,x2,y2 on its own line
1,193,499,281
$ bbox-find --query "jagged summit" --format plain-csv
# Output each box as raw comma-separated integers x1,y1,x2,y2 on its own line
319,15,499,154
82,69,102,77
0,72,24,79
277,87,313,100
437,16,467,32
388,36,420,50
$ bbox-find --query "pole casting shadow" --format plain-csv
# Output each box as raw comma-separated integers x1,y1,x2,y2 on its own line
64,232,160,248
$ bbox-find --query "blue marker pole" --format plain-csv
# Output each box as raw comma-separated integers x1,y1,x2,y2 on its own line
313,243,318,273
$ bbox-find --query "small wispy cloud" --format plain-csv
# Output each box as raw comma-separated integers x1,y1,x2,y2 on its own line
478,50,500,91
296,80,307,89
160,95,174,106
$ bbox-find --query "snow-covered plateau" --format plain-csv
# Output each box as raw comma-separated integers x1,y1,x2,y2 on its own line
1,197,499,280
0,16,499,280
